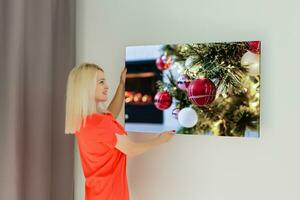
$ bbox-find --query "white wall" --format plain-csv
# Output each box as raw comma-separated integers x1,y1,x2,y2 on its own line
75,0,300,199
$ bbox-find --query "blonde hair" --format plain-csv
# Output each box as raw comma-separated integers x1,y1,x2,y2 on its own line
64,63,107,134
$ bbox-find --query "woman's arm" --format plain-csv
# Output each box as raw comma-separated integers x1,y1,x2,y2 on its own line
115,130,175,157
107,68,126,118
107,81,125,118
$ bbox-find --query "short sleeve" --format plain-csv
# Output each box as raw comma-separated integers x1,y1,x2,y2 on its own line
78,113,121,150
91,118,118,148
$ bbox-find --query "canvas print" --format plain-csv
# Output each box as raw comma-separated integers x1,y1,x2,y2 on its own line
125,41,260,137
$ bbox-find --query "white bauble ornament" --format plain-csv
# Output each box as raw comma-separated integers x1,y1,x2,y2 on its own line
248,61,259,76
241,50,260,76
178,107,198,128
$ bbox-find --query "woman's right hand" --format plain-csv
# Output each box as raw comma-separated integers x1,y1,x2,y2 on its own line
157,130,176,144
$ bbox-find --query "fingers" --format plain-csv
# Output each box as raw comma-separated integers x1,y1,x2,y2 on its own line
165,130,175,133
163,130,176,136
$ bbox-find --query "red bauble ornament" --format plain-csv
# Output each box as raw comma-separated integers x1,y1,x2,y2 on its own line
248,41,261,54
187,78,216,106
154,91,172,110
156,55,171,71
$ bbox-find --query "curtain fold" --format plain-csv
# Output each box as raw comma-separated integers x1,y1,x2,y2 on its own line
0,0,76,199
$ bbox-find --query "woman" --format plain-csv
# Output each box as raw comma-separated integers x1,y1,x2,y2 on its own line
64,63,175,200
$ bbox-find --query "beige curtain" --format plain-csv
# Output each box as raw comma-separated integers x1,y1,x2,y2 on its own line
0,0,75,199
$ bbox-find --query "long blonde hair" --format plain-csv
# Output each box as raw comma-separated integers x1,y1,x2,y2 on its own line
64,63,107,134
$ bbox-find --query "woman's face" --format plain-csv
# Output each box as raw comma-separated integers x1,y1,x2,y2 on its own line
95,70,109,102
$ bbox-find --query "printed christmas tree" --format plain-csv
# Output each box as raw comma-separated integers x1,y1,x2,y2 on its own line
153,41,260,137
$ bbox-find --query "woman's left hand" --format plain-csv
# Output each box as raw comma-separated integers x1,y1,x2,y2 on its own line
120,67,127,85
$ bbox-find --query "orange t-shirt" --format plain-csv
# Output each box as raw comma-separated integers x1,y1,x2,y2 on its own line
75,112,129,200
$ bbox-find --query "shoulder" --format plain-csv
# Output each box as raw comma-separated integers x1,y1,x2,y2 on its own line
83,113,107,127
103,110,113,116
79,112,116,129
76,113,108,135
